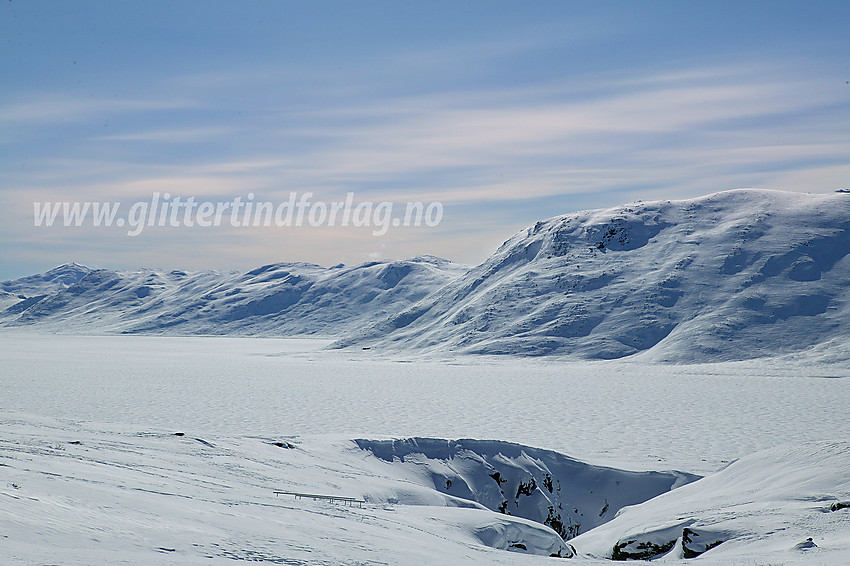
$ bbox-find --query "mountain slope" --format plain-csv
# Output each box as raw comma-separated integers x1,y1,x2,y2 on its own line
0,256,467,337
334,190,850,362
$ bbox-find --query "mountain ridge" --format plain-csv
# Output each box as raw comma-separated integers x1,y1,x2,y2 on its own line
0,256,467,337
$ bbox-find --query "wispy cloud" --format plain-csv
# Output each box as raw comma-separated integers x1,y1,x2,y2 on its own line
5,61,847,208
95,126,235,143
230,64,848,203
3,52,847,275
0,94,195,125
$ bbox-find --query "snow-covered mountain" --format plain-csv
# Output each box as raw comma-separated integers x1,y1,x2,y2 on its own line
0,262,91,296
4,189,848,362
335,190,850,362
0,256,467,336
0,262,92,311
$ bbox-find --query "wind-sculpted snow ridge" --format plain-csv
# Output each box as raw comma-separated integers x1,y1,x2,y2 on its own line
336,189,850,362
0,255,467,336
570,441,850,563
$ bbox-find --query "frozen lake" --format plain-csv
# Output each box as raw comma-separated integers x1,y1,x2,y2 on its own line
1,333,847,474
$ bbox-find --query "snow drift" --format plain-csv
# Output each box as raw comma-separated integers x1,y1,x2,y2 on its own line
0,415,696,563
4,414,847,564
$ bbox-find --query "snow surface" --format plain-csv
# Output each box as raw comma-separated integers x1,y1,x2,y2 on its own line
1,334,846,474
3,414,847,565
1,414,581,564
335,189,850,362
1,335,848,564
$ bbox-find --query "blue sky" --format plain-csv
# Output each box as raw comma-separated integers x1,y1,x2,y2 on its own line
1,1,848,278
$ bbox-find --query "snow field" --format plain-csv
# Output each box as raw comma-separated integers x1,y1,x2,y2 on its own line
1,335,848,564
1,334,846,473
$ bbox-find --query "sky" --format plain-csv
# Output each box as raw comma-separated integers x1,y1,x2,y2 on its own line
1,0,848,279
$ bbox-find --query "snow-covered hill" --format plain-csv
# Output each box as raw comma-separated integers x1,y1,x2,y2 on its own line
335,190,850,362
0,262,92,296
0,256,467,337
570,441,850,562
